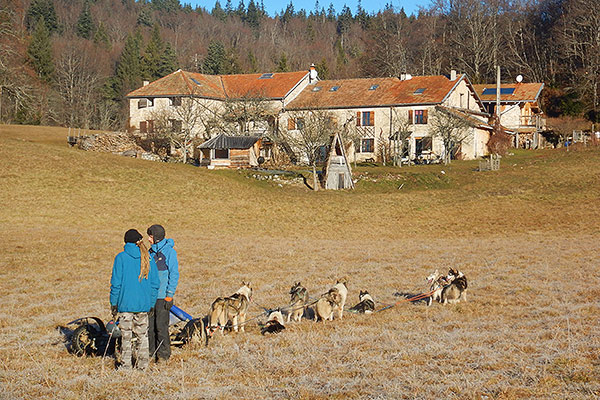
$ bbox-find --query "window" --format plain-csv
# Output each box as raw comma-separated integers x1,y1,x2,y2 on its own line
360,139,375,153
190,78,202,86
460,93,464,108
330,86,340,92
170,97,182,107
369,84,379,90
296,118,305,129
414,88,426,94
312,86,322,92
214,148,229,159
140,121,147,133
288,118,304,130
259,73,274,79
408,109,428,124
356,111,375,126
482,87,515,96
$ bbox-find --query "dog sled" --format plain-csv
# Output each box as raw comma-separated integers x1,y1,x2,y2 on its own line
67,305,207,357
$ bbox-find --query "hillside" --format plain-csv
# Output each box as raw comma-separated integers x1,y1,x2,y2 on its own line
1,124,599,398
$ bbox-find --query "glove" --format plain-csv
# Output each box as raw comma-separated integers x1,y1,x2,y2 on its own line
165,297,173,310
111,305,118,320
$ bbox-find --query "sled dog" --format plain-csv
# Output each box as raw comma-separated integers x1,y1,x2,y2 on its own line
426,270,451,306
314,288,342,322
331,278,348,320
287,282,309,322
348,290,375,313
209,282,252,334
441,269,468,304
261,310,286,335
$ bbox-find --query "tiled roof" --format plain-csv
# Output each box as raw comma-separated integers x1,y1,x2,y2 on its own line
473,82,544,102
126,70,309,100
285,75,467,110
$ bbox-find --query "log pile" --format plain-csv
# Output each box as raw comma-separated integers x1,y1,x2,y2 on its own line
74,132,162,161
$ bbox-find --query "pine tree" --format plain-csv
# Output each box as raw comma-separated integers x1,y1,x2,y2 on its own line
212,1,227,22
203,41,226,74
281,2,294,24
25,0,59,33
326,3,336,21
356,0,369,29
316,58,329,79
141,24,165,80
76,0,94,39
112,33,142,99
276,53,289,72
235,0,246,20
223,47,241,75
247,50,258,73
28,17,54,82
93,21,110,48
246,0,260,29
224,0,233,16
137,7,154,27
159,42,178,77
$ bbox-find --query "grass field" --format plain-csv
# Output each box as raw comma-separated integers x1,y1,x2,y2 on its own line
1,124,599,399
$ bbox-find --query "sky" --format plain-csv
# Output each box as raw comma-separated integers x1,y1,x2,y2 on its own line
187,0,428,17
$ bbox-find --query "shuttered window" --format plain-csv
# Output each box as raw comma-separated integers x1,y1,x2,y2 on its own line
140,121,147,133
147,120,154,133
288,118,296,130
414,110,428,124
357,111,375,126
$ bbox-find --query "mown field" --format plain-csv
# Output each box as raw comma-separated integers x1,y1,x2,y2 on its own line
0,124,599,399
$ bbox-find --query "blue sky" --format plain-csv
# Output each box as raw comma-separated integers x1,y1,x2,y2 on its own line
187,0,428,17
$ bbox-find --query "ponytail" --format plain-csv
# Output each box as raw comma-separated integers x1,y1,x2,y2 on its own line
137,239,150,280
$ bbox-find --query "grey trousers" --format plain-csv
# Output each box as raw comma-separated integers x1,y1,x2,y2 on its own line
119,312,149,369
148,299,172,361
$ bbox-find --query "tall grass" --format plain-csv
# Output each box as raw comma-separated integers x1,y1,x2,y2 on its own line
1,125,599,399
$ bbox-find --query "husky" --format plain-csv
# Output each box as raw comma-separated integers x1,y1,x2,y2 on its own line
331,278,348,320
348,291,375,313
287,282,309,322
426,270,451,306
261,310,286,335
174,317,209,347
314,288,342,322
441,269,468,304
209,282,253,334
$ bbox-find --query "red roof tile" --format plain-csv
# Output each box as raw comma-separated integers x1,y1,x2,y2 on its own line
473,82,544,102
286,75,467,110
126,70,309,100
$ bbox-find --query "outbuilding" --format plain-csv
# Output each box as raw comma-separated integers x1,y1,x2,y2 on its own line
198,133,262,169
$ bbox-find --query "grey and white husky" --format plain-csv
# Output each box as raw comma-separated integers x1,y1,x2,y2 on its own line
348,290,375,313
208,282,252,334
441,269,468,304
287,282,309,322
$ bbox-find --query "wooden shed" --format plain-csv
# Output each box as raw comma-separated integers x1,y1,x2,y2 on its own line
198,133,261,169
322,132,354,190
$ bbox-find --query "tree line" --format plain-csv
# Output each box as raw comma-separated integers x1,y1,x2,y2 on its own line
0,0,598,130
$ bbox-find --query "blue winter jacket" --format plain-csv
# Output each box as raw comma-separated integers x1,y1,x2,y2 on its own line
110,243,160,313
150,238,179,299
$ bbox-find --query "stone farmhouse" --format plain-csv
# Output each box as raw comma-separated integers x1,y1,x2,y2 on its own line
126,66,494,165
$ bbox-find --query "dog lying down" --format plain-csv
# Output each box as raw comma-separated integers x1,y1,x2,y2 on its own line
348,291,375,313
261,310,286,335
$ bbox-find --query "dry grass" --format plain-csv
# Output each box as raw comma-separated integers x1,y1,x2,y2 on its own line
1,124,599,399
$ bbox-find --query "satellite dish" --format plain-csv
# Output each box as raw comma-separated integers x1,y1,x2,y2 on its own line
516,74,523,83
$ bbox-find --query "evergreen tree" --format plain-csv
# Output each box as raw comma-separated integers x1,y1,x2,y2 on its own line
225,0,233,16
235,0,246,20
113,33,142,99
212,1,227,21
316,58,329,79
223,47,242,74
141,24,166,80
203,41,226,74
281,2,294,24
137,7,154,27
93,21,110,48
76,0,94,39
246,0,260,29
276,53,289,72
25,0,59,33
247,50,258,73
159,42,178,77
326,3,336,21
27,17,54,82
356,0,369,29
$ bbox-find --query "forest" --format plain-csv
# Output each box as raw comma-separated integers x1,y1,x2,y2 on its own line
0,0,598,130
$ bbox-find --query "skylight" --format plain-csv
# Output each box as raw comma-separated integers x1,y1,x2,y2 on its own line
414,88,426,94
190,78,202,86
369,84,379,90
312,86,322,92
482,88,515,96
259,73,274,79
330,86,340,92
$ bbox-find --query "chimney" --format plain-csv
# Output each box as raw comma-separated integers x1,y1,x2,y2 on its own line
400,73,412,81
450,70,457,81
143,80,150,86
309,63,318,83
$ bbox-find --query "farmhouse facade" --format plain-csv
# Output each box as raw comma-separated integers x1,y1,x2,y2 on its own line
284,72,491,163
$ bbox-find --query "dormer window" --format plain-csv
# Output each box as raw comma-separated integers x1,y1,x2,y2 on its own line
137,98,154,109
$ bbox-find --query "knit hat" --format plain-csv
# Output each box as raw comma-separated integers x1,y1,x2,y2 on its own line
147,224,165,242
124,229,143,243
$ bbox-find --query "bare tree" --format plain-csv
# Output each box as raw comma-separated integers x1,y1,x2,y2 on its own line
389,108,413,167
429,106,473,165
221,94,275,135
278,109,338,190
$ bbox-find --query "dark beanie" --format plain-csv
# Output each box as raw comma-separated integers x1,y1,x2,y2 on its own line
147,224,165,242
124,229,143,243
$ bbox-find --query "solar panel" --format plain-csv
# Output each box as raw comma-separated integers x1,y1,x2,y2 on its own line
482,88,515,95
330,86,340,92
259,73,274,79
190,78,201,86
414,88,426,94
369,84,379,90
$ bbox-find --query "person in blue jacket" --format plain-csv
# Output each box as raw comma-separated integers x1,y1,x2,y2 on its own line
146,224,179,363
110,229,159,369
